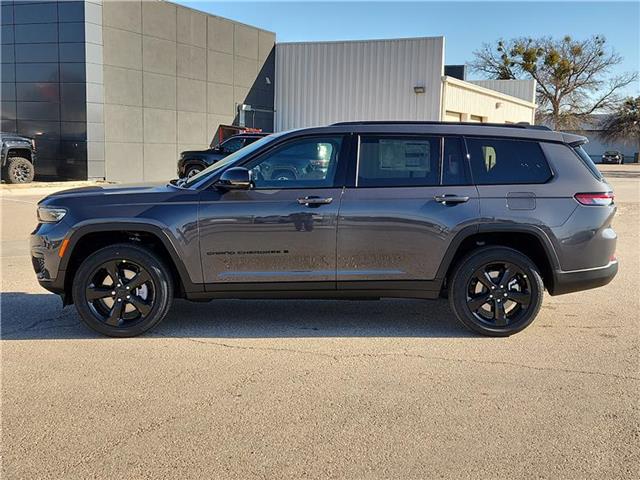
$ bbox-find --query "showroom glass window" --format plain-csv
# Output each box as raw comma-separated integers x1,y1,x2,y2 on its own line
465,137,552,185
357,136,440,187
246,136,343,189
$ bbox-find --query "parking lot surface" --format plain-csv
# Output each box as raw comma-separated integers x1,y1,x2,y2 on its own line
1,165,639,479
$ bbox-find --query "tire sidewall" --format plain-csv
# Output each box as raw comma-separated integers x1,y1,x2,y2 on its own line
449,247,544,337
72,244,173,337
7,157,35,184
186,165,203,178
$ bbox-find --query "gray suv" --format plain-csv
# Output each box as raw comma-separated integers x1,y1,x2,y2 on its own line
31,122,618,337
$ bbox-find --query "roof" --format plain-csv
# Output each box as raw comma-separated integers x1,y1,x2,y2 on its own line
283,121,586,144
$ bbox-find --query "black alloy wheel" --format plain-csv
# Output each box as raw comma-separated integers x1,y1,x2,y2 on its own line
85,259,155,328
73,244,173,337
449,246,544,336
466,261,532,327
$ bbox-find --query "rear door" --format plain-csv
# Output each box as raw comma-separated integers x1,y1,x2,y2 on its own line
336,134,479,291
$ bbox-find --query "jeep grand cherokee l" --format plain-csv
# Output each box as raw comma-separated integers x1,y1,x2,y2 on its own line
31,122,618,337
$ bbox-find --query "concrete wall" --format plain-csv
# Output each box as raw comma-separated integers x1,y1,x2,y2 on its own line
101,0,274,182
275,37,445,131
441,76,536,124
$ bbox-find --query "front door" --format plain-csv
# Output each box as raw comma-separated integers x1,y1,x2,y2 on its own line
199,135,347,287
337,134,479,288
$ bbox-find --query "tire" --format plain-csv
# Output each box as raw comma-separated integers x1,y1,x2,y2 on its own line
448,246,544,337
5,157,35,183
185,164,203,178
72,244,173,337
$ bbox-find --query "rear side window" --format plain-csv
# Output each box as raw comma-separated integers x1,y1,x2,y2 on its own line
573,144,603,180
358,136,440,187
466,137,552,185
442,136,470,185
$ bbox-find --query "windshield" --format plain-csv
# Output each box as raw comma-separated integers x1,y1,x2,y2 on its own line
184,133,283,187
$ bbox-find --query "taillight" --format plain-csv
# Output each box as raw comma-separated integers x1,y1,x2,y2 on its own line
574,192,614,206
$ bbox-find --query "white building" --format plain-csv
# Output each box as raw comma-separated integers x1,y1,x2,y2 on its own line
275,37,537,131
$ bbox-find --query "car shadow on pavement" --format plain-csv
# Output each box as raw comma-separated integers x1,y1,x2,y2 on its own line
0,293,473,340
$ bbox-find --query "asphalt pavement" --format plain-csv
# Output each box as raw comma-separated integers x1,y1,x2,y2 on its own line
1,165,638,479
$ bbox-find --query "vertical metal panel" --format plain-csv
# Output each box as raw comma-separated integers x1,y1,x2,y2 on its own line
275,37,444,131
469,79,536,103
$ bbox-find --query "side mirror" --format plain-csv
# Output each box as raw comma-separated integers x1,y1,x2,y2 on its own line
215,167,252,190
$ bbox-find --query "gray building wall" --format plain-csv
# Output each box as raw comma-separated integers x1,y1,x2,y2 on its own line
566,129,638,163
100,0,275,182
469,79,537,103
275,37,445,131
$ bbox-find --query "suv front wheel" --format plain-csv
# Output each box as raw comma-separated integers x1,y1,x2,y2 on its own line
449,247,544,336
5,156,35,183
72,244,173,337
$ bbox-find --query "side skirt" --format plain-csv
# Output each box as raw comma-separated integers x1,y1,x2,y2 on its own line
188,280,442,301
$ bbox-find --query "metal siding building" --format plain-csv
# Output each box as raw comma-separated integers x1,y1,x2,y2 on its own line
275,37,445,131
469,79,537,103
442,77,536,124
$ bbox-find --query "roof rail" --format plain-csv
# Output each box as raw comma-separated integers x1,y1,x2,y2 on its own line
330,120,552,131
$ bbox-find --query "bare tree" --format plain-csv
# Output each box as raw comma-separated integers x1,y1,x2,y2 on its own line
469,36,638,129
599,97,640,154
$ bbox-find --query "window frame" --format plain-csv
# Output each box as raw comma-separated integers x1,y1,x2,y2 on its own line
240,134,350,190
462,135,554,186
354,134,443,188
353,134,473,188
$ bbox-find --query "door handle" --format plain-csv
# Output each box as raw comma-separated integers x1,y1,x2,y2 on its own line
297,196,333,206
434,194,470,204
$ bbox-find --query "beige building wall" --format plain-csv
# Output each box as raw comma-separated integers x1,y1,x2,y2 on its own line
441,76,536,125
101,0,275,182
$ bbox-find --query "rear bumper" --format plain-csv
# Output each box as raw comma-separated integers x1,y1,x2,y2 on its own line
550,260,618,296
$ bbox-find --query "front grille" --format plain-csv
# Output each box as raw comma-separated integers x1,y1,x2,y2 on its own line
31,255,49,279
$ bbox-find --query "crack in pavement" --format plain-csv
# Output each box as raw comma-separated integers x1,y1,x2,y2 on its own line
183,338,640,382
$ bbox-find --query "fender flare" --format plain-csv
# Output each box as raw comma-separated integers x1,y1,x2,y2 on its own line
434,223,561,281
60,220,203,293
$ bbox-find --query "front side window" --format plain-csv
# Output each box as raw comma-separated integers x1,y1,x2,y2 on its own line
246,136,343,189
358,136,440,187
466,137,552,185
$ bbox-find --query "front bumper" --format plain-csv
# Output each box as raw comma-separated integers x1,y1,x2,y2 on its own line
30,223,68,296
550,260,618,296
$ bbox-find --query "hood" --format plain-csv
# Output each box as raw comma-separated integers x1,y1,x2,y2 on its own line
1,132,32,142
41,182,177,201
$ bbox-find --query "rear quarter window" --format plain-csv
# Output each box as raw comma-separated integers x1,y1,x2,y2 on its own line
573,145,604,180
466,137,552,185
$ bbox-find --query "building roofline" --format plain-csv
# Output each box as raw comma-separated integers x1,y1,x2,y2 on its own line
277,35,444,46
164,0,276,35
442,75,538,108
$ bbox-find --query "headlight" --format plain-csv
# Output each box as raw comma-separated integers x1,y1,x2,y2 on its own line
37,206,67,223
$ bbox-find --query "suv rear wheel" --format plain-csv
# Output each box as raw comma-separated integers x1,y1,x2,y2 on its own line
185,165,202,178
72,244,173,337
5,156,35,183
449,246,544,336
